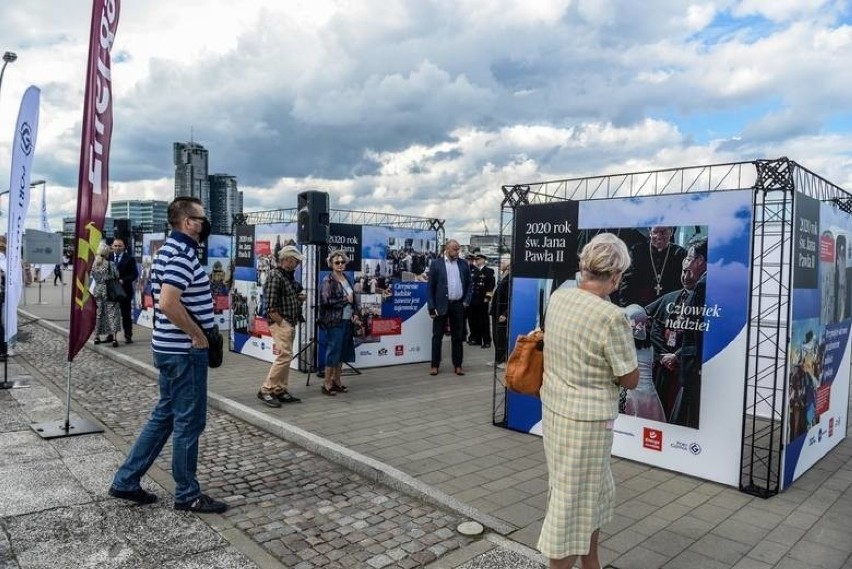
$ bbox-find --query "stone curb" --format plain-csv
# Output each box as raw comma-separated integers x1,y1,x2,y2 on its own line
22,310,518,537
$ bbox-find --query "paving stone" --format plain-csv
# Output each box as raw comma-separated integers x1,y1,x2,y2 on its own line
12,324,474,569
15,298,852,569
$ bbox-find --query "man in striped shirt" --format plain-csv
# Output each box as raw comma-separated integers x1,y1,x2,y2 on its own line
109,197,228,514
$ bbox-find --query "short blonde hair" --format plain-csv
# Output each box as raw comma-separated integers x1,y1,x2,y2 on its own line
579,233,630,281
326,249,349,268
97,242,111,258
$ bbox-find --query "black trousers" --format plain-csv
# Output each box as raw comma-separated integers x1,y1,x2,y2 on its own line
492,316,508,363
468,303,491,345
118,295,133,340
432,300,466,368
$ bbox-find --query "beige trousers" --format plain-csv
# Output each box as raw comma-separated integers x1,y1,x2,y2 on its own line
261,321,295,394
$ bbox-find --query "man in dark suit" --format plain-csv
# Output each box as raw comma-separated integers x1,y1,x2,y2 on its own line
111,238,139,344
427,239,472,376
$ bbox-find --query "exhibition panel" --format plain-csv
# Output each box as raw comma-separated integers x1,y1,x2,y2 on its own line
229,209,442,371
504,192,753,486
493,158,852,496
133,232,232,331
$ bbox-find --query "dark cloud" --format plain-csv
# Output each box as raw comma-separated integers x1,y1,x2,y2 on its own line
4,1,852,238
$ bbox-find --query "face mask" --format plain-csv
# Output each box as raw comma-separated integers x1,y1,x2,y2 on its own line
198,218,212,242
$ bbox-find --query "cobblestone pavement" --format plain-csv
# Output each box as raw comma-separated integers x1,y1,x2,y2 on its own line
14,322,473,568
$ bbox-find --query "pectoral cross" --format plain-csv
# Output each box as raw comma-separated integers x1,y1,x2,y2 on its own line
654,281,662,295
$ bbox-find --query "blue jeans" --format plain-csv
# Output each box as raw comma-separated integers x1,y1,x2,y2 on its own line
111,348,208,504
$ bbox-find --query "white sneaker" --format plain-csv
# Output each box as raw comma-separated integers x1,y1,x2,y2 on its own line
496,363,506,370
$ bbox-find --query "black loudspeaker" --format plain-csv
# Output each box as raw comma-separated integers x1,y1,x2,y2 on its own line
297,190,330,244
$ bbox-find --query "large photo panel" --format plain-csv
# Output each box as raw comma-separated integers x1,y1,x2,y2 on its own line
230,222,302,361
134,232,233,330
231,222,436,369
785,194,851,488
505,190,753,486
340,225,434,368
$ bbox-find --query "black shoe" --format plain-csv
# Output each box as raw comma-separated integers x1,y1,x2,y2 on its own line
125,337,133,344
109,486,158,505
466,340,480,346
257,391,282,408
277,391,301,403
481,343,491,349
174,493,228,514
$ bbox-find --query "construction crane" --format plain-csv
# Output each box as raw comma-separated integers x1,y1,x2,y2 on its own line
481,218,489,235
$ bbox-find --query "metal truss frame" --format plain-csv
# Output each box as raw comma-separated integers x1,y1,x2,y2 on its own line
233,208,444,241
493,157,851,499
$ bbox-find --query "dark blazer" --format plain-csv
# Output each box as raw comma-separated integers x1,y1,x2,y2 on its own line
470,265,496,305
427,257,472,316
490,272,510,317
319,272,360,328
113,252,139,297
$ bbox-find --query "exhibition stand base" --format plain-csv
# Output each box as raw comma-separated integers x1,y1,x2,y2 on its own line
31,418,104,440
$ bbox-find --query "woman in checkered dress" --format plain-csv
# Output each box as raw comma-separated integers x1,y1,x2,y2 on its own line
538,233,639,569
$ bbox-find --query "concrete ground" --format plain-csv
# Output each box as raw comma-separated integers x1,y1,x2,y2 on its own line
3,281,852,568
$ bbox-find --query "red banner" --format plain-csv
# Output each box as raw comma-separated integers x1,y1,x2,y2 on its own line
369,317,402,336
68,0,121,361
255,241,271,256
214,293,230,311
253,316,270,337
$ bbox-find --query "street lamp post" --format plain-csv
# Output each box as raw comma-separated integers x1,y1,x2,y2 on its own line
0,51,18,107
0,51,16,389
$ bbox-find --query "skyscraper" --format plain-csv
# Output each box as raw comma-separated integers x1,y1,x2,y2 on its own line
209,174,242,234
174,141,243,234
173,142,210,206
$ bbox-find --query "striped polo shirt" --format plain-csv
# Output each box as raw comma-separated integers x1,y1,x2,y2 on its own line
151,231,214,354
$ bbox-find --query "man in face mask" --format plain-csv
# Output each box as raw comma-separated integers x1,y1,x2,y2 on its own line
109,197,228,514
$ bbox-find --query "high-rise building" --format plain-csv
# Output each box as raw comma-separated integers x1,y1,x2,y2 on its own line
173,142,210,206
173,141,243,234
109,200,168,233
208,174,242,234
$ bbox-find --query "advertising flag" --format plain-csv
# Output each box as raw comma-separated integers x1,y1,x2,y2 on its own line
38,182,53,281
4,86,41,345
68,0,121,361
39,182,50,232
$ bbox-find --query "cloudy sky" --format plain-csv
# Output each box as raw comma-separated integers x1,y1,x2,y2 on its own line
1,0,852,241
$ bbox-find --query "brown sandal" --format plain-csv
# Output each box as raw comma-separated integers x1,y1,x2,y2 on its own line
321,386,336,396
